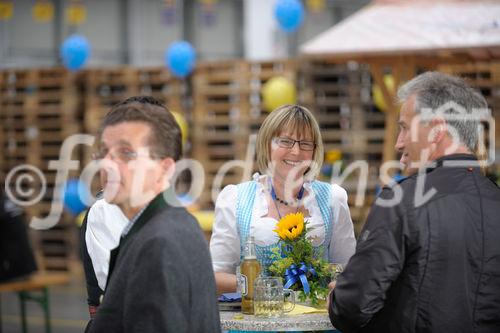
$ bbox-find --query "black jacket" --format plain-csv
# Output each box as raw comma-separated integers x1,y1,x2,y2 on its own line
0,192,37,282
80,210,102,307
0,191,37,282
329,154,500,333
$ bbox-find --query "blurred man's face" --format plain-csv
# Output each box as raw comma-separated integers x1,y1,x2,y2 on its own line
98,122,166,211
395,95,434,175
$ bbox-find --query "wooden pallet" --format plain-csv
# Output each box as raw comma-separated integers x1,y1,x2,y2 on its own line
438,62,500,156
302,60,384,195
84,66,189,134
0,67,83,273
192,60,247,208
82,66,192,196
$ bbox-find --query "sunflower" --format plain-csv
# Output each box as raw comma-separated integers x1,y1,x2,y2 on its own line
273,212,305,241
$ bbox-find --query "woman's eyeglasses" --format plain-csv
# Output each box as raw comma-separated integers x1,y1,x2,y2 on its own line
273,137,315,151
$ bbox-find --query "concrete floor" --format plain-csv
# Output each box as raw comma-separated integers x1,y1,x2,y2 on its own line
0,274,88,333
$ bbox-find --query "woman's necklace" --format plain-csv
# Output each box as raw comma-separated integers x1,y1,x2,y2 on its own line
269,179,304,219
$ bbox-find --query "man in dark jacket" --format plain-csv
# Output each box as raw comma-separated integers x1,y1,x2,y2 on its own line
328,72,500,333
87,96,220,332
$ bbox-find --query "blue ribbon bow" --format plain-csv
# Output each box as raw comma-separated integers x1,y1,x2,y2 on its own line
284,262,317,294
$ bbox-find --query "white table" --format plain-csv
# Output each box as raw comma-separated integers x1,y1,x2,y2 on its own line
220,310,336,331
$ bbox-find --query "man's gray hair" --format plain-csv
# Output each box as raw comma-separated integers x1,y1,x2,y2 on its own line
397,71,488,152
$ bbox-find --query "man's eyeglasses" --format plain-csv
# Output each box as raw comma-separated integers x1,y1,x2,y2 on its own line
91,147,140,164
273,137,316,151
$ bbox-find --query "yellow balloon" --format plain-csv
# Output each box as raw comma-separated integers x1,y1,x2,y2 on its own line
372,75,395,113
171,111,188,147
191,210,215,232
262,76,297,112
325,149,342,163
75,211,86,227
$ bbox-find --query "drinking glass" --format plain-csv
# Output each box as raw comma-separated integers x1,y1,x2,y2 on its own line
253,277,295,318
329,263,344,282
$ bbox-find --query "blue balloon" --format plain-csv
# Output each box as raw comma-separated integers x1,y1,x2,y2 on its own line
375,172,406,196
177,193,195,207
165,41,196,78
60,34,91,71
275,0,304,33
321,164,333,177
63,179,90,215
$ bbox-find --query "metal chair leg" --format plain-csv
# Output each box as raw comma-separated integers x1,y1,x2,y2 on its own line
17,288,51,333
42,288,51,333
0,294,3,333
18,291,28,333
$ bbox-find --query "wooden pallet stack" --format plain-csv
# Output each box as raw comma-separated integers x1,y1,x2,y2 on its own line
191,60,250,208
301,60,383,226
302,60,385,168
136,67,187,114
84,67,189,135
0,70,34,188
246,59,298,133
83,67,140,141
439,62,500,160
83,67,190,193
0,68,82,272
191,59,297,209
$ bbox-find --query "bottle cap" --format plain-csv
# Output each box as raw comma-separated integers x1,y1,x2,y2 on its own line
244,236,257,259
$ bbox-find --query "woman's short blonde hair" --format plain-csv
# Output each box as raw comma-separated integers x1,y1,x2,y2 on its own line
255,104,324,179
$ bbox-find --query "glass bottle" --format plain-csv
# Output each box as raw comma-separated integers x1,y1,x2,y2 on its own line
240,236,261,314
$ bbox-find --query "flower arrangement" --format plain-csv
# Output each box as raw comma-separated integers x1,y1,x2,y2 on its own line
269,212,332,306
